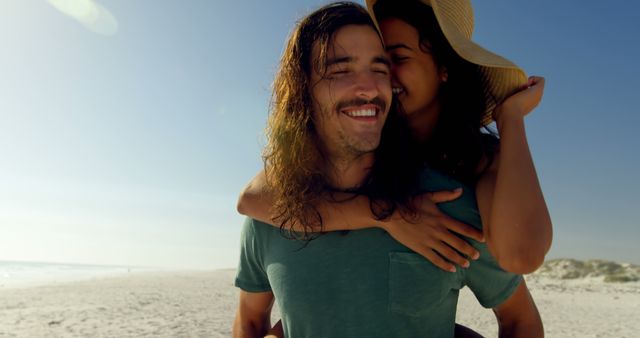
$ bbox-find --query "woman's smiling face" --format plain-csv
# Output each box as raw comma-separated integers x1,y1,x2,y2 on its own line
379,17,447,123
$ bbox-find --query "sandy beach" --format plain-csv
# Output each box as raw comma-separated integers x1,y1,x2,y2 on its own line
0,270,239,337
1,263,639,337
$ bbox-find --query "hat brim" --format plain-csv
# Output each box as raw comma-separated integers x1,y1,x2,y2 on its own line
365,0,528,125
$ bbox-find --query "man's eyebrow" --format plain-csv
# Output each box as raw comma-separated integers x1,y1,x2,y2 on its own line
326,56,352,67
326,55,391,68
386,43,413,52
325,55,390,67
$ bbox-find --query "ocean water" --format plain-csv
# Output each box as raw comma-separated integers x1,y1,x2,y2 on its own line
0,260,149,289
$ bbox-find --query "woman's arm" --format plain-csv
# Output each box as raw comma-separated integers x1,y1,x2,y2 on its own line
236,170,373,234
238,170,484,272
476,76,553,274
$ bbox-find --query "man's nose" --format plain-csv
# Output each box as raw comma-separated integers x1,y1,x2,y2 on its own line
354,72,380,99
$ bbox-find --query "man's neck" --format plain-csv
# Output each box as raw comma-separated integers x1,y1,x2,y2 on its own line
324,152,375,191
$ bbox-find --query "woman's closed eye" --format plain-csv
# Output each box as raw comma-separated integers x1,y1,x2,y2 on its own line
391,55,409,64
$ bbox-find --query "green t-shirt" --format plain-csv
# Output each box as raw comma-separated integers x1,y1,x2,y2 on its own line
235,169,521,338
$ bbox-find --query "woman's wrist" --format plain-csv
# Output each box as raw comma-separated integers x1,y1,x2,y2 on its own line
495,109,525,132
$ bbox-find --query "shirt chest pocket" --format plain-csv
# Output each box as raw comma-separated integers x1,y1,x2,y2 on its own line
388,252,461,317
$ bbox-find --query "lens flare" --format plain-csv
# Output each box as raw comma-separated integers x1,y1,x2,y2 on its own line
47,0,118,36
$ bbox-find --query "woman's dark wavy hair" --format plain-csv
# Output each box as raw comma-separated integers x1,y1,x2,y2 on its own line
374,0,499,185
264,1,421,239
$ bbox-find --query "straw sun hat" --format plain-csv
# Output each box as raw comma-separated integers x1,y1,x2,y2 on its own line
365,0,528,125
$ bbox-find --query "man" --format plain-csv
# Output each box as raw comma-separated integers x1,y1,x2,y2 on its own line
232,2,542,337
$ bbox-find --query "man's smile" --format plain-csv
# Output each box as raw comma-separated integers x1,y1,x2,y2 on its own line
340,104,382,122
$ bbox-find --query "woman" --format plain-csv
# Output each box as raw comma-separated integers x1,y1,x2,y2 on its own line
238,0,552,275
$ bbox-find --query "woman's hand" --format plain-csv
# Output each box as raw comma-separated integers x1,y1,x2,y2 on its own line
378,189,484,272
494,76,545,123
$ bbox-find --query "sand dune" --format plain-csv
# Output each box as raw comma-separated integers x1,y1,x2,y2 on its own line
1,260,639,337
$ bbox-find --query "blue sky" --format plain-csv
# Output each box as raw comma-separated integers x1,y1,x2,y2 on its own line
1,0,638,269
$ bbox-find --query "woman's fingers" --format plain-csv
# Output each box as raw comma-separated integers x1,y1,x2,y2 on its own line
443,217,485,243
418,248,458,273
431,241,470,268
438,228,481,260
422,189,463,203
387,192,485,271
529,75,544,87
521,75,544,90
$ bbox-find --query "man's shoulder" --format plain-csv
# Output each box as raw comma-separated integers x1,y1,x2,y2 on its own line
240,217,275,238
418,167,473,192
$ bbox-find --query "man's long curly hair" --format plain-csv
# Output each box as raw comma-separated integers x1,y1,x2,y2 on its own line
263,2,421,238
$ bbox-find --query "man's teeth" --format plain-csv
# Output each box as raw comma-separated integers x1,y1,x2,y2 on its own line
347,109,376,117
392,87,403,94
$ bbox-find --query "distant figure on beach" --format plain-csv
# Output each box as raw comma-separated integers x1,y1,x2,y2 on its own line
232,2,544,337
